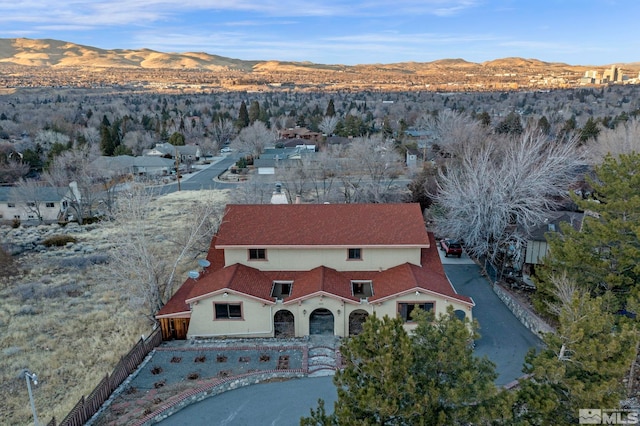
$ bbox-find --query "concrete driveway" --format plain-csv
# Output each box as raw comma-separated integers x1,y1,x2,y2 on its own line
439,248,542,386
158,377,337,426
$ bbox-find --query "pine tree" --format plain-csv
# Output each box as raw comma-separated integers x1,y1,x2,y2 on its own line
236,101,250,129
537,115,551,134
302,310,510,425
411,308,512,425
168,132,185,146
248,100,260,124
99,114,115,156
580,117,600,142
495,111,523,135
534,152,640,315
333,315,419,424
325,99,336,117
516,284,638,425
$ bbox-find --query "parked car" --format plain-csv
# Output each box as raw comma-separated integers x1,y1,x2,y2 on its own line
221,147,232,153
439,239,463,257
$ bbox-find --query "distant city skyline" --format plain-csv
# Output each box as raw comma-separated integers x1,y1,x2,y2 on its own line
0,1,638,66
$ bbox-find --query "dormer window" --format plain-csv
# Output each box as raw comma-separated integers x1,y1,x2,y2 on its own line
248,248,266,260
271,281,293,300
352,281,373,298
348,248,362,260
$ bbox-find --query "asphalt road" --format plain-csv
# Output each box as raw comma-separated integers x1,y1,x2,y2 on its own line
440,250,543,385
157,154,240,194
158,376,337,426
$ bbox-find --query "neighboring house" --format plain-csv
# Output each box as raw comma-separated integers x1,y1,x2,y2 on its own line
91,155,175,177
91,155,135,178
0,186,65,223
144,143,201,162
278,138,317,151
254,147,316,175
132,156,175,176
157,203,474,340
522,211,584,275
277,127,322,143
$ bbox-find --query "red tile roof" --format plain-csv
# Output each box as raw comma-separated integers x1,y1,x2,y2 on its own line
215,203,430,247
157,232,472,317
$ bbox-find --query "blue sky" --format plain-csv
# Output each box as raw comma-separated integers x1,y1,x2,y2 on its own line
0,1,638,65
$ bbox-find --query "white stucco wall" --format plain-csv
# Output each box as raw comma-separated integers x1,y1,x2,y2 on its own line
223,247,422,271
187,294,276,338
187,291,472,338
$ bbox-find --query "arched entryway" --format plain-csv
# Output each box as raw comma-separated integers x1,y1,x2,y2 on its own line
309,308,334,335
348,310,369,335
274,310,295,338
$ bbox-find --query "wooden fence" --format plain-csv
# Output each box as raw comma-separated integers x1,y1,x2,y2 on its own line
45,327,163,426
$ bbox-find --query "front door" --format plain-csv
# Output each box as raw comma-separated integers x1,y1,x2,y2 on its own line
309,308,335,335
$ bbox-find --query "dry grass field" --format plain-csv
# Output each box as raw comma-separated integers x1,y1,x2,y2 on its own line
0,189,229,426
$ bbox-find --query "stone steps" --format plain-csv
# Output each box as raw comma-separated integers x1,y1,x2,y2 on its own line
307,337,340,377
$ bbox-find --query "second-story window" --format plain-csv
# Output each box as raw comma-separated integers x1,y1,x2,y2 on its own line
348,248,362,260
249,248,266,260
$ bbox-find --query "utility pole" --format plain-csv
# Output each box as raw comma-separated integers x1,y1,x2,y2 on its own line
22,370,40,426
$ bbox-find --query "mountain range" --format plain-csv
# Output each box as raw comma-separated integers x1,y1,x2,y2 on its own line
1,38,639,92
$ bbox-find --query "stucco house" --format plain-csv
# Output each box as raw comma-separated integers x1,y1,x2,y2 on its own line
156,203,474,340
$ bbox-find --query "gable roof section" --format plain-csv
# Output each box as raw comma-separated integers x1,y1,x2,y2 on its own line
215,203,429,248
157,233,471,317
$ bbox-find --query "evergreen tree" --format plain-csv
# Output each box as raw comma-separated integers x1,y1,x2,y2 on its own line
495,111,523,135
325,99,336,117
477,111,491,127
303,314,420,425
302,309,509,425
534,152,640,315
236,101,250,129
99,115,115,156
537,115,551,135
411,308,512,425
580,117,600,143
168,131,185,146
559,116,577,138
516,284,638,425
248,100,261,124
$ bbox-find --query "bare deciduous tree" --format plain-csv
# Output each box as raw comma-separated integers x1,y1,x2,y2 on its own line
107,186,223,322
231,121,274,156
43,144,102,223
9,178,51,222
345,135,405,203
318,115,339,136
415,109,488,159
587,117,640,163
209,118,236,153
433,129,584,260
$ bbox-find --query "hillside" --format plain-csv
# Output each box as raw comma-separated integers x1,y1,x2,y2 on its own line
0,37,639,93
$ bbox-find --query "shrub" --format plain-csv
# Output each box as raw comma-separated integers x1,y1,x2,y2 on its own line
42,235,77,247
